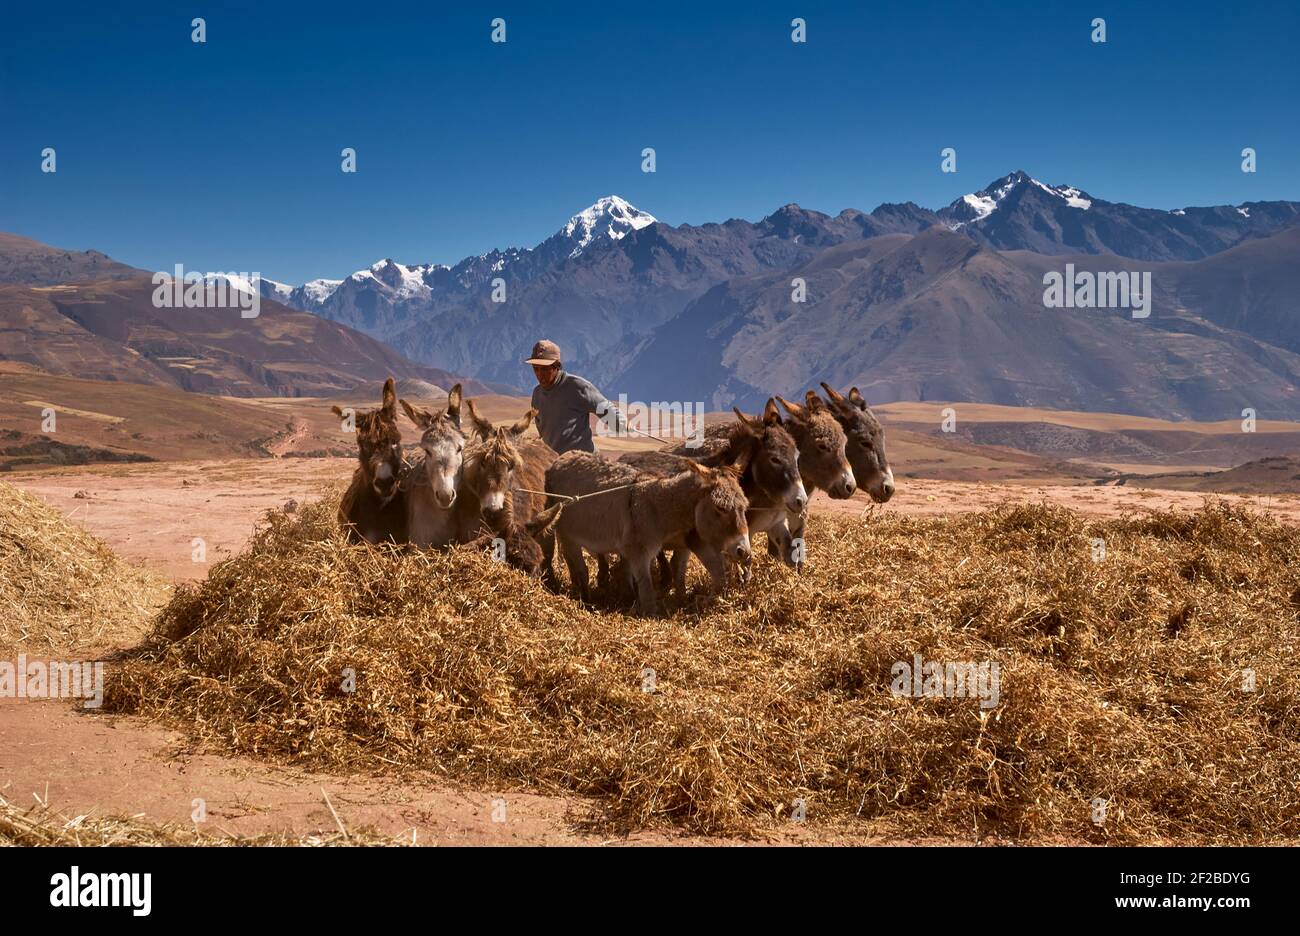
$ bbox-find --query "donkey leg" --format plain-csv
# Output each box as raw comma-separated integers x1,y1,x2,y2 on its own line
771,515,801,570
596,554,612,590
628,550,660,616
539,527,560,592
694,544,729,593
619,556,635,599
560,537,590,602
655,551,672,587
670,550,690,599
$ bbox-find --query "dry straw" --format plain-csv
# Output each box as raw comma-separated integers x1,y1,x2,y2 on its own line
0,795,409,847
106,495,1300,842
0,481,166,654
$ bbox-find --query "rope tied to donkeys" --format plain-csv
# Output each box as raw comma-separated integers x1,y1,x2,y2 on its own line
513,483,639,504
394,453,640,501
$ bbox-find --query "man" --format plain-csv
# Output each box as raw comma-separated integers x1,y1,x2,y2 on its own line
525,339,626,454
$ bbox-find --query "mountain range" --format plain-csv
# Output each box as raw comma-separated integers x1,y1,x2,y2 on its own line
254,172,1300,418
4,172,1298,418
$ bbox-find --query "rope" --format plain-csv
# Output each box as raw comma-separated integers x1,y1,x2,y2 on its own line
613,423,673,446
513,483,639,504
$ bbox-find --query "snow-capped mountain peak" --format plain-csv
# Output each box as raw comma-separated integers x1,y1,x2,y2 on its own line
355,258,445,300
945,171,1094,229
947,171,1029,228
559,195,657,258
1028,177,1093,210
301,278,343,303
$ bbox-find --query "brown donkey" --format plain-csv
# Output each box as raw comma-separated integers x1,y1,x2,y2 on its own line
625,399,807,571
545,451,751,615
819,383,895,503
462,501,565,578
401,385,466,548
456,399,544,538
456,399,562,576
775,393,857,501
333,377,408,545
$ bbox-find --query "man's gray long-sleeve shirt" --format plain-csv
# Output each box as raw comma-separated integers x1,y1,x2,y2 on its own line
530,369,625,454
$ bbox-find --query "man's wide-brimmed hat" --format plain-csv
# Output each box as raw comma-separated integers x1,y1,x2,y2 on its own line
523,339,562,366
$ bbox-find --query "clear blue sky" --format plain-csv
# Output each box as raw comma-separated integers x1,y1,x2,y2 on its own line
2,0,1297,284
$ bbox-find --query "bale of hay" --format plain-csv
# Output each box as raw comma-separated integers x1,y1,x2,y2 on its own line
107,496,1300,842
0,480,167,654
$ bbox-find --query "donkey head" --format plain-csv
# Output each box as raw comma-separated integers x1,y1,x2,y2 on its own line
400,384,465,509
820,383,894,503
685,456,753,567
463,400,537,523
775,393,857,499
333,376,403,505
732,399,807,514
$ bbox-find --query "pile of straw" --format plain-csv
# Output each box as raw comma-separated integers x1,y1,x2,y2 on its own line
0,481,166,653
106,496,1300,841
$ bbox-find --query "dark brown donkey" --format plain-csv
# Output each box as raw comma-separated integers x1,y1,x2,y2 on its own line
333,377,408,545
461,502,565,577
818,383,895,503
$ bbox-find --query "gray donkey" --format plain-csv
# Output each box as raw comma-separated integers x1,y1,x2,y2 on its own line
738,391,857,567
818,383,895,504
400,385,466,549
544,451,752,615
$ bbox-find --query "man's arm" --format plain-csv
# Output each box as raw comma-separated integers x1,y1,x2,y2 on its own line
581,380,626,435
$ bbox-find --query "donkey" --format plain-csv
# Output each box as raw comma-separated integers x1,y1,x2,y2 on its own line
819,382,895,503
455,398,563,576
462,500,565,577
400,384,466,549
333,376,408,545
757,391,857,567
775,393,857,501
625,399,807,572
545,451,751,615
455,399,541,540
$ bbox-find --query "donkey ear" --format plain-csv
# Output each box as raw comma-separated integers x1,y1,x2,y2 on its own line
727,443,754,477
400,399,430,429
762,398,783,426
732,407,760,433
683,459,712,478
509,408,537,437
465,398,495,439
524,500,564,537
381,377,398,418
820,381,846,404
776,395,806,420
847,387,867,409
804,390,828,413
445,384,463,428
330,405,345,419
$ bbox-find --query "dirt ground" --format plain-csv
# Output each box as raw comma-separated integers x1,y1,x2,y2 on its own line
5,695,1000,846
12,457,1300,581
5,455,1297,845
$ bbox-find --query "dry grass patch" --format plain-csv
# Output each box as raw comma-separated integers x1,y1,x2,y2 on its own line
0,480,167,653
106,496,1300,842
0,796,409,847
